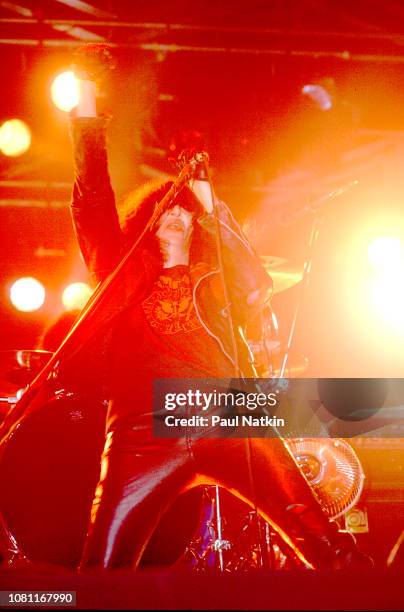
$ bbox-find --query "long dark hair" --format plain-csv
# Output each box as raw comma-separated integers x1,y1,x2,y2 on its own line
118,179,216,266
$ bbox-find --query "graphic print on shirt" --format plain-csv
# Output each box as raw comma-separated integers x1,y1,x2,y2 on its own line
142,271,202,334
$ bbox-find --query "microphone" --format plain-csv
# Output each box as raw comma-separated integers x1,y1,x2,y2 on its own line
191,151,209,181
177,149,209,180
179,151,214,213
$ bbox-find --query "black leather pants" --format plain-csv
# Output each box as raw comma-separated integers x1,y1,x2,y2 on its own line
79,412,351,571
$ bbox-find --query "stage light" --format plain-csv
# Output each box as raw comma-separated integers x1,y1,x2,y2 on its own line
10,277,45,312
302,81,333,111
371,275,404,331
50,71,79,112
368,236,402,269
0,119,31,157
367,237,404,331
62,282,92,310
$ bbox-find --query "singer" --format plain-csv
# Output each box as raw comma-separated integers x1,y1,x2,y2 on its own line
68,47,368,571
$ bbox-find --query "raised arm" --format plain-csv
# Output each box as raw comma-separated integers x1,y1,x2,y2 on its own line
190,177,272,322
70,78,123,284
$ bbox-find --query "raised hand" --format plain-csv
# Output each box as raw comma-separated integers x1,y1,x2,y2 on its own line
178,150,215,214
72,43,116,85
72,44,115,118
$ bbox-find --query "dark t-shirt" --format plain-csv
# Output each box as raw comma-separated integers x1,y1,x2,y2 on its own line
107,265,234,430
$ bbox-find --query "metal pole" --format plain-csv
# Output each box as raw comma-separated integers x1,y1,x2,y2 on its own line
214,485,224,572
278,211,322,379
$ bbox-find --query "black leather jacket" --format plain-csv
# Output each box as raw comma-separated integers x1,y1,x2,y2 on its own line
69,117,272,377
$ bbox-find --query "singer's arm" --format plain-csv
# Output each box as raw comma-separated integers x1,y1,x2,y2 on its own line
70,80,124,284
192,182,272,321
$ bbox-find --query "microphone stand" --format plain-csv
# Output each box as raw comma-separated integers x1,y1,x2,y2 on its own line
185,150,241,377
0,162,194,443
278,180,358,379
278,210,322,379
203,172,242,378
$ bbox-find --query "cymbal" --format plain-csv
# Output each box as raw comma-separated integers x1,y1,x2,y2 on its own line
0,350,53,395
260,256,303,294
271,354,309,378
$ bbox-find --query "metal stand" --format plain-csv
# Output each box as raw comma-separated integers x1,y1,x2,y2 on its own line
278,211,323,378
278,179,358,378
182,486,230,572
213,485,231,571
183,486,286,572
0,512,29,567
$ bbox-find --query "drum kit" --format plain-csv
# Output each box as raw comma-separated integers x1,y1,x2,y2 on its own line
0,254,365,571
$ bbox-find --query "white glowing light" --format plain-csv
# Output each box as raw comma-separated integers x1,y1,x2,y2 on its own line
62,282,92,310
302,84,333,111
368,237,404,331
368,237,402,269
0,119,31,157
51,71,79,112
370,274,404,330
10,277,45,312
